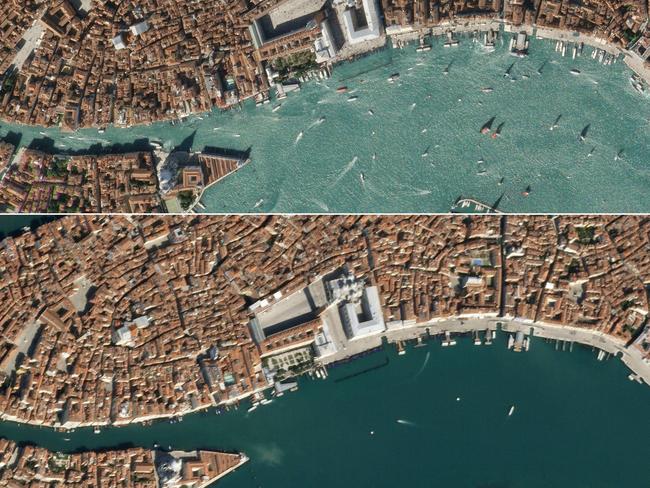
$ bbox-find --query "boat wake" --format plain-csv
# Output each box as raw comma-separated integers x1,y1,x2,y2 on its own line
414,351,430,378
310,199,329,211
331,156,359,185
294,131,304,144
396,419,417,427
308,117,326,130
253,443,285,466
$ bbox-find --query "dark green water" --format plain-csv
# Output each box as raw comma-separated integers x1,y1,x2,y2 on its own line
1,336,648,488
0,215,58,239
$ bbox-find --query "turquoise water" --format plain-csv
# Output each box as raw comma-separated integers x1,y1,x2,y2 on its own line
1,336,649,488
1,35,649,212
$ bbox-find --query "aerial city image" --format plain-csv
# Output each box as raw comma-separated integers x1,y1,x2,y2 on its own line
0,0,649,212
0,215,648,487
1,0,650,487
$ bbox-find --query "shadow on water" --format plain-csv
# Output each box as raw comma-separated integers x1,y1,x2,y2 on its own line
27,137,156,156
172,131,196,153
333,46,393,83
491,192,505,211
67,442,136,455
202,145,252,160
2,130,21,147
0,216,59,241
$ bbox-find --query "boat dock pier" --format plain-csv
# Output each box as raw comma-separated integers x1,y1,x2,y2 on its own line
507,330,530,352
444,30,459,47
451,197,503,214
509,31,529,57
473,330,482,346
483,29,497,50
416,36,432,52
441,330,457,347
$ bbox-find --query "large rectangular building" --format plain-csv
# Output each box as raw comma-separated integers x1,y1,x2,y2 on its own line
340,285,385,339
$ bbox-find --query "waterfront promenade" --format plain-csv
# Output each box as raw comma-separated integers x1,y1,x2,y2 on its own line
319,314,650,386
1,312,644,432
388,20,645,81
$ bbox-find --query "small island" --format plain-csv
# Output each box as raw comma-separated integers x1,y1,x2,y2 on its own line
0,438,247,487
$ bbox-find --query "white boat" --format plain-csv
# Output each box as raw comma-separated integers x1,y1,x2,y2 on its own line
630,75,647,95
347,96,358,102
508,405,515,416
272,104,282,112
247,404,258,413
359,172,365,184
480,87,493,93
254,199,264,208
570,69,581,75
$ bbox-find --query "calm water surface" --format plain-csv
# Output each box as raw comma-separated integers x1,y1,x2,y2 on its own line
1,34,649,212
0,337,648,488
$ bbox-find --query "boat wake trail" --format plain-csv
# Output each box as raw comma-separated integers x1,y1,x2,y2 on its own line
414,351,430,378
400,186,432,197
307,117,326,130
331,156,358,185
310,199,329,211
396,419,417,427
253,443,285,466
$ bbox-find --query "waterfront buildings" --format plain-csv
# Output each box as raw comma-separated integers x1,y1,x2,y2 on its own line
0,149,162,213
0,147,247,213
0,0,649,130
0,143,14,175
0,215,648,430
337,0,382,45
0,438,246,487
